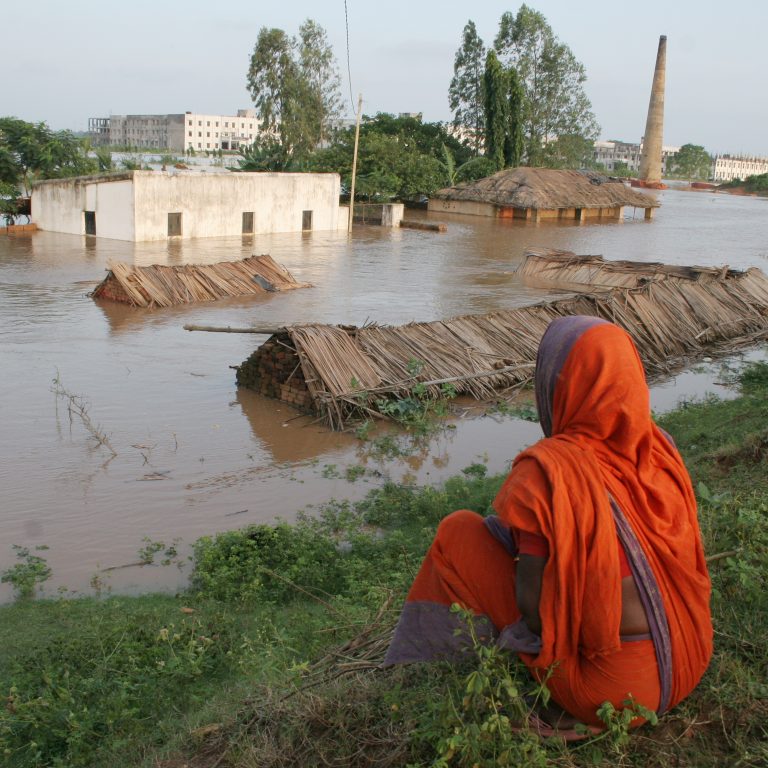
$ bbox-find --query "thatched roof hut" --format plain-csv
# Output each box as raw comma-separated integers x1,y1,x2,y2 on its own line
236,250,768,429
429,167,659,222
91,254,309,308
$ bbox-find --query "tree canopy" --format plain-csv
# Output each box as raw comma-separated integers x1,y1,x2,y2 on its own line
246,19,342,163
483,50,508,170
504,66,525,168
448,21,486,154
307,113,478,200
0,117,95,196
447,8,599,170
541,133,594,170
493,5,599,166
670,144,712,180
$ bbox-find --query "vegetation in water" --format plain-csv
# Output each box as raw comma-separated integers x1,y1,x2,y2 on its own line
0,546,51,600
1,361,767,766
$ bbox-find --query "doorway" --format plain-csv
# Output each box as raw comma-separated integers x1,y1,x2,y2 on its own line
168,212,182,237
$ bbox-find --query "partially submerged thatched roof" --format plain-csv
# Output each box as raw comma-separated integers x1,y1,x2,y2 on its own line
432,167,659,210
238,249,768,428
91,254,309,308
517,248,740,289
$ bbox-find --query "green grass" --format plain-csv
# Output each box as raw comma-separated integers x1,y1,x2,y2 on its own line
2,362,768,767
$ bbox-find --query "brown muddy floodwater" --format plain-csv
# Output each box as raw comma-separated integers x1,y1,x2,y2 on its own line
1,189,767,600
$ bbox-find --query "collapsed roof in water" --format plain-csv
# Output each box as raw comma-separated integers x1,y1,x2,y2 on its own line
236,250,768,428
91,254,309,308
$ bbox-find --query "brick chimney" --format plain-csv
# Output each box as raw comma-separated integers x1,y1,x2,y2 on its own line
638,36,667,184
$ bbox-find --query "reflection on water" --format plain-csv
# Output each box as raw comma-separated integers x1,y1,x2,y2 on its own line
1,189,767,599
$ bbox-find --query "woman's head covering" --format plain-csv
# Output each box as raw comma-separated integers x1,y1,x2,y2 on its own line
535,316,656,465
535,315,609,438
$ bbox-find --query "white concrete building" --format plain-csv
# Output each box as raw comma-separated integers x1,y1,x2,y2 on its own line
32,171,348,241
712,154,768,182
593,140,680,174
88,110,262,152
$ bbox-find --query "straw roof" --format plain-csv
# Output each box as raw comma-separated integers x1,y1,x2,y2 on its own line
517,248,741,289
432,167,659,210
91,254,309,308
239,249,768,428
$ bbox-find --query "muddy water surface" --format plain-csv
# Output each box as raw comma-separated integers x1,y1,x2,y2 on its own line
2,189,767,599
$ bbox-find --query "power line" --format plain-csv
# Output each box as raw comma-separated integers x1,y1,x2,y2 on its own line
344,0,355,114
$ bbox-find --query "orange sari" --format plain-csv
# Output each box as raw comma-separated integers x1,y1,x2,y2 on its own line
385,317,713,726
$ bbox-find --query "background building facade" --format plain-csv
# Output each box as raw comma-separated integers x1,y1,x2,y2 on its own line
88,110,261,152
593,140,680,174
712,154,768,182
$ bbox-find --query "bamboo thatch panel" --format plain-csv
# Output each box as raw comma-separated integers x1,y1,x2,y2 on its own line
91,254,309,308
517,249,740,288
238,252,768,429
290,326,383,396
432,168,659,211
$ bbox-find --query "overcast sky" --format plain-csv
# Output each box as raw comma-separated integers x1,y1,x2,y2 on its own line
7,0,766,156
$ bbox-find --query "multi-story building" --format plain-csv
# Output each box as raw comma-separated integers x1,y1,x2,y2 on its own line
88,110,261,152
711,154,768,182
593,140,680,175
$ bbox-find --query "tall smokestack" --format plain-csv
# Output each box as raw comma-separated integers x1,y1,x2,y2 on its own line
639,35,667,185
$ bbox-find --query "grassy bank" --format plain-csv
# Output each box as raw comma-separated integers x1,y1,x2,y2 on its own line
2,364,767,767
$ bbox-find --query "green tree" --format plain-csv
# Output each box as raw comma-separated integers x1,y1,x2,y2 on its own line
359,113,470,165
454,155,498,183
504,66,525,167
308,113,460,199
237,137,292,172
0,117,95,195
671,144,712,180
448,20,486,154
94,147,113,172
246,20,342,163
483,49,508,171
494,5,599,166
298,19,343,146
246,28,300,152
540,133,593,169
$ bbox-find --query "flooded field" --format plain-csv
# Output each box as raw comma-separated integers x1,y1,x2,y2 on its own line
1,189,767,599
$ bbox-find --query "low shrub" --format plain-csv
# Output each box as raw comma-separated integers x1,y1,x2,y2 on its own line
192,522,346,604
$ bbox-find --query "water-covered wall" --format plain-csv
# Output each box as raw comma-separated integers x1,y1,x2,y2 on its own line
133,171,344,241
32,174,135,240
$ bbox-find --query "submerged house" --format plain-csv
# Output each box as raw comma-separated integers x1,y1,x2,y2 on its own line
31,170,348,241
428,167,659,222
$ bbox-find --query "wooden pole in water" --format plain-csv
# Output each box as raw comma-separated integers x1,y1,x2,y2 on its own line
183,324,283,334
348,93,363,233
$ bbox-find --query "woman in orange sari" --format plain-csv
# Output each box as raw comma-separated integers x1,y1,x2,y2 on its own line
384,316,713,732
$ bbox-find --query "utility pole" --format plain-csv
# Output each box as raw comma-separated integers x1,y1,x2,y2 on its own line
348,93,363,233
